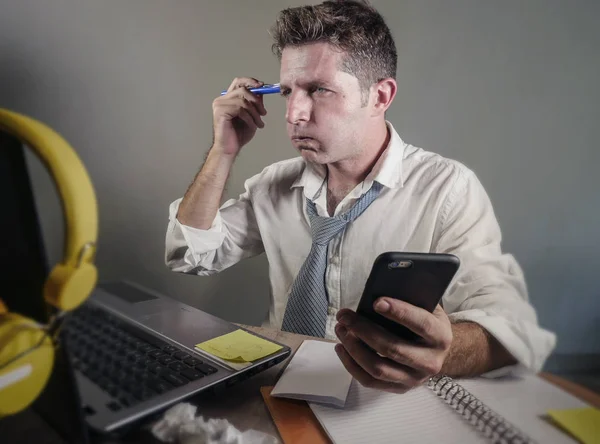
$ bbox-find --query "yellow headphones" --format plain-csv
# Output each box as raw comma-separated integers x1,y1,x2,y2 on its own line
0,109,98,417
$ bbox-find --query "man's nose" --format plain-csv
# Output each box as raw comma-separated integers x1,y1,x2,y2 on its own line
285,92,311,125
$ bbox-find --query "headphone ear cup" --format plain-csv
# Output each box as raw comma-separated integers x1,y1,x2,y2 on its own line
44,263,98,311
0,313,54,417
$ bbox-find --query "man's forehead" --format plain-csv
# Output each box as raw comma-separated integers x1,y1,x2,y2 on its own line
280,43,343,84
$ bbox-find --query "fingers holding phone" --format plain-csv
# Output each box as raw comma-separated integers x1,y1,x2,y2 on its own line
372,298,452,348
334,300,453,394
334,251,459,393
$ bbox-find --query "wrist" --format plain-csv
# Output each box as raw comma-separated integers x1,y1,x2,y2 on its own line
208,144,237,167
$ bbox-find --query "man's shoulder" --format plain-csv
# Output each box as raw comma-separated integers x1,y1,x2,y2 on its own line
404,144,475,185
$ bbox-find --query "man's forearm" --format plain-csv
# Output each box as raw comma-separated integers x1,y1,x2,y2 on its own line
440,322,517,377
177,146,236,230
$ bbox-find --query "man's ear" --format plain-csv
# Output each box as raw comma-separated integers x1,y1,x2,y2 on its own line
370,78,397,116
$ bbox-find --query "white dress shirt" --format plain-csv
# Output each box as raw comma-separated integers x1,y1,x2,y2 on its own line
165,122,556,375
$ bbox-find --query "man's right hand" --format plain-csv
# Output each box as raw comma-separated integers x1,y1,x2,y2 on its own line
177,77,267,229
212,77,268,156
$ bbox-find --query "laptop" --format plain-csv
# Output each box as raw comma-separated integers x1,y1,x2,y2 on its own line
61,280,291,435
0,135,291,438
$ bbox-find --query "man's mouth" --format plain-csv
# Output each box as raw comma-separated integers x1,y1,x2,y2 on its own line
292,137,317,152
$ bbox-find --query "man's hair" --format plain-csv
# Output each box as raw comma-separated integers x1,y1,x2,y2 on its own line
270,0,397,104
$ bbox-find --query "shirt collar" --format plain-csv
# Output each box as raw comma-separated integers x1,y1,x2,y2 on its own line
291,121,406,196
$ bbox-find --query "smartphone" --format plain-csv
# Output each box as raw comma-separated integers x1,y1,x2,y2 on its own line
356,252,460,340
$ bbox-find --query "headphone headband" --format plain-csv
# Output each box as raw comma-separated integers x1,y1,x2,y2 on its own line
0,109,97,269
0,109,98,310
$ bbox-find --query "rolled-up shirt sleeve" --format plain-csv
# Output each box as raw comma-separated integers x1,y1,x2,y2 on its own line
165,172,265,276
435,167,556,376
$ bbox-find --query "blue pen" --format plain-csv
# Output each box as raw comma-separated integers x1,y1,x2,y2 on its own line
220,83,281,96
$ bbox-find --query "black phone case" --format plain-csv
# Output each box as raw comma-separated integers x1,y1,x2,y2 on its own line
356,252,460,340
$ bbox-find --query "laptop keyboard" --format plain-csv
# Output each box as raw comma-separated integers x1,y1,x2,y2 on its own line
63,304,217,412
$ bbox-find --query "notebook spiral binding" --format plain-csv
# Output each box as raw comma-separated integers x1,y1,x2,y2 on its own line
428,375,536,444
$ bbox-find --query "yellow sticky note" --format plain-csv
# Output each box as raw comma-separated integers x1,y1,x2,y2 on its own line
196,329,283,363
547,407,600,444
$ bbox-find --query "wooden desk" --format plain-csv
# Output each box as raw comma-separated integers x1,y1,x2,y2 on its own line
1,325,599,444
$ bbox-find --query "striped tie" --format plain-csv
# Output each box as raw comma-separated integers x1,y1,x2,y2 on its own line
281,182,383,337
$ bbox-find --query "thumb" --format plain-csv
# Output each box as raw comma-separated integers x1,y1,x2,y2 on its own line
432,304,448,321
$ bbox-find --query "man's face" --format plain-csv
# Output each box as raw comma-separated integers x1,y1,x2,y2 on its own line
280,42,371,165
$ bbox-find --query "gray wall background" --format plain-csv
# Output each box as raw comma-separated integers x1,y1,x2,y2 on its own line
1,0,598,358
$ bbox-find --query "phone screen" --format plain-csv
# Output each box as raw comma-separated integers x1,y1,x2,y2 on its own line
357,253,459,340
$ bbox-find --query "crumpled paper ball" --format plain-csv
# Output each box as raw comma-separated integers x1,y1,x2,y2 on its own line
151,403,279,444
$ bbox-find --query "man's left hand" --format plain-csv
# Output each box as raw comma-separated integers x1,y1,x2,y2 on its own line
335,298,453,394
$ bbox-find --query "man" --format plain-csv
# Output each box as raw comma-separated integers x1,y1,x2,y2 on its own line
165,1,555,393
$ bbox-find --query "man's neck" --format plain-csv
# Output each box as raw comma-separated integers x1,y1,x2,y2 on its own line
326,120,390,192
323,120,390,215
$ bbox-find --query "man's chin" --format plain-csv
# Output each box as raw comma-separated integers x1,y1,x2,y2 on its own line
298,148,325,163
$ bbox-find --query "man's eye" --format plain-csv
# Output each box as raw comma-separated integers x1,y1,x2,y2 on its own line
280,89,291,97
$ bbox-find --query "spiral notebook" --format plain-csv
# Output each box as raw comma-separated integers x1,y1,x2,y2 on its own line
308,373,589,444
272,341,591,444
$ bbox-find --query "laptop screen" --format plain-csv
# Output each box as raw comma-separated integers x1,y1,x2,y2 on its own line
0,133,89,444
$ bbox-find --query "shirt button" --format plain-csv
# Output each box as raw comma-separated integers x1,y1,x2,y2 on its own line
330,256,340,266
328,307,337,316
